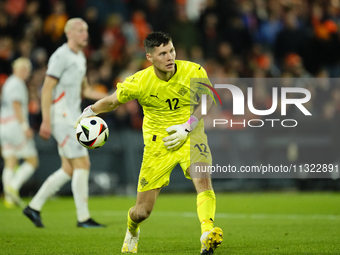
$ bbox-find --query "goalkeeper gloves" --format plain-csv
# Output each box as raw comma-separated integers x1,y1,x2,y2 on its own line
163,116,199,150
74,105,97,128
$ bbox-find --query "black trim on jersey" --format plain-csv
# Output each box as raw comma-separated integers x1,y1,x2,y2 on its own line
46,75,60,81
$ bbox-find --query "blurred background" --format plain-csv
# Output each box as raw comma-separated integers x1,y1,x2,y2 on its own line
1,0,340,196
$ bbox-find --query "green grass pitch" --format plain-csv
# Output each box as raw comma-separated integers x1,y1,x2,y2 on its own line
0,192,339,254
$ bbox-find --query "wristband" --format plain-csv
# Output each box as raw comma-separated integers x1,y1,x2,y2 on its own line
85,105,97,115
187,115,199,131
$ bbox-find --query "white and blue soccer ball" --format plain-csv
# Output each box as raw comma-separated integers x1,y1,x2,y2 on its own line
76,116,109,149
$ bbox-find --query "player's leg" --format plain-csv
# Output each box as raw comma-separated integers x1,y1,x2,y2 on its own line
5,156,37,208
129,188,161,231
1,127,27,207
1,124,19,207
29,156,72,210
7,137,39,207
68,155,103,228
189,162,215,233
181,131,223,254
188,162,223,255
122,188,161,253
9,156,37,194
24,156,72,227
122,138,176,253
2,155,17,208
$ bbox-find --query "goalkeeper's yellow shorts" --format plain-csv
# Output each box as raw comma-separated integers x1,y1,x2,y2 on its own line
137,129,212,192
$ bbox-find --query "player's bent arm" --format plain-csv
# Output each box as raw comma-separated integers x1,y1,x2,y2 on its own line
191,93,214,123
41,76,58,124
39,76,58,139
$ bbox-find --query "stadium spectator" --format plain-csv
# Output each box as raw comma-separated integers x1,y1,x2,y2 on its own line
168,4,199,56
282,53,312,78
143,0,174,31
0,36,15,75
13,0,40,40
83,6,102,50
311,4,340,77
5,0,26,18
200,12,221,59
43,1,68,55
274,10,309,68
223,16,253,57
130,10,151,49
256,10,283,49
102,13,127,64
0,10,13,37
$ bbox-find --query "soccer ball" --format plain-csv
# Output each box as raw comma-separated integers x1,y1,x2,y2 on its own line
76,116,109,149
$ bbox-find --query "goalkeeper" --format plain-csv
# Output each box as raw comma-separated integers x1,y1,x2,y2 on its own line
75,31,223,255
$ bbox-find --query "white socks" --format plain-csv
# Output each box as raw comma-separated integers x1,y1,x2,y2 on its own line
2,163,34,202
29,168,91,222
29,168,71,211
2,167,14,188
72,169,90,222
10,162,35,191
2,167,14,202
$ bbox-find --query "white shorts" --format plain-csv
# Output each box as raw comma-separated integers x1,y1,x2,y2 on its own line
0,122,38,158
52,123,88,159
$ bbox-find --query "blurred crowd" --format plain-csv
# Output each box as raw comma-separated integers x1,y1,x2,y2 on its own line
1,0,340,131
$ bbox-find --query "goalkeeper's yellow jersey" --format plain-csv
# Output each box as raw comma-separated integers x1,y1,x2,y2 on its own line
116,60,209,137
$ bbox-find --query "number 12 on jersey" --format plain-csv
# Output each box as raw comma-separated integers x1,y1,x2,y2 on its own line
166,98,180,110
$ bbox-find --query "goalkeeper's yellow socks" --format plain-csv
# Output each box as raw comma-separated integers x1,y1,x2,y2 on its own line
127,208,142,235
197,190,216,234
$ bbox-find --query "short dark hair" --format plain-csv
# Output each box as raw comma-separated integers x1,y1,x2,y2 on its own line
144,31,172,53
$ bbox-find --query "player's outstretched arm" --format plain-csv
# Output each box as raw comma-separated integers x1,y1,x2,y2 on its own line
39,76,58,140
92,91,122,112
74,91,122,128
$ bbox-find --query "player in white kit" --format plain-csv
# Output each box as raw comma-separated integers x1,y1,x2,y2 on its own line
23,18,106,228
0,58,38,208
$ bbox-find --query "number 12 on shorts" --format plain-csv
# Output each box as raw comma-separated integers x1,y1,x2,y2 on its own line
194,143,209,157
